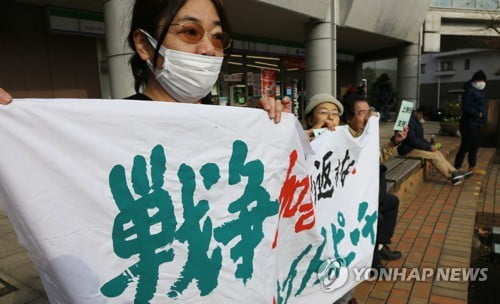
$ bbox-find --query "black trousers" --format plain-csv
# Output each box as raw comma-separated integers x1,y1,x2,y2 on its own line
454,124,481,169
377,193,399,245
373,193,399,266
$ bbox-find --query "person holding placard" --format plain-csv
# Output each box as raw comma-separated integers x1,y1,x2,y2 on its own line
397,107,471,185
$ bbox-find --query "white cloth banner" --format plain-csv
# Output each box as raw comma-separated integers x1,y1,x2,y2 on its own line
0,99,379,304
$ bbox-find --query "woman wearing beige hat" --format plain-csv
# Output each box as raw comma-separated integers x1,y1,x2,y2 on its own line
304,93,344,140
303,93,356,303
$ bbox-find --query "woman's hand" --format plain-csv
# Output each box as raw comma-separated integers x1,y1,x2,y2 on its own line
259,95,292,123
0,88,13,105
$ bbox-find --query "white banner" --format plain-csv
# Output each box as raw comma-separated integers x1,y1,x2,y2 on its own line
0,99,379,304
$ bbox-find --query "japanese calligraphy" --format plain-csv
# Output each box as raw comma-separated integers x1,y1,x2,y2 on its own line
273,150,315,248
214,140,279,283
101,145,176,303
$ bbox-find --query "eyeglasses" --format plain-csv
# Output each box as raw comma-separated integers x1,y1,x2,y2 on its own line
169,22,232,50
317,110,339,116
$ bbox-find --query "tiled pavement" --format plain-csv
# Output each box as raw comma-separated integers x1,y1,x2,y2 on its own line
353,142,497,304
0,210,49,304
0,121,497,303
476,161,500,227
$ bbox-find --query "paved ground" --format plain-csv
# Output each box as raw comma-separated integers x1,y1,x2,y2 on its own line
0,210,48,303
354,124,498,304
0,121,497,303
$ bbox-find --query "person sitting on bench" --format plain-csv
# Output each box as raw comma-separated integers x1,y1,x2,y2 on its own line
397,107,471,185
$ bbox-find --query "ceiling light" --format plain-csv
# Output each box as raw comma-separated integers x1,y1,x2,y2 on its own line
247,55,280,61
247,64,280,72
254,61,279,67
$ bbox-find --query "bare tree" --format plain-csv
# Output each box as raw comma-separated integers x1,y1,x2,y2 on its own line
486,13,500,34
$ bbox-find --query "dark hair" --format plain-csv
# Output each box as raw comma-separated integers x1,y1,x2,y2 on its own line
416,105,432,119
342,94,368,122
128,0,232,93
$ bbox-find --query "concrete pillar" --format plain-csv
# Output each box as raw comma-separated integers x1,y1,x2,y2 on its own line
305,0,337,99
397,42,420,106
104,0,135,99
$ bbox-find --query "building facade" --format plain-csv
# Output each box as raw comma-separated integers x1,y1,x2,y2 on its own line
421,0,500,115
1,0,430,120
420,49,500,114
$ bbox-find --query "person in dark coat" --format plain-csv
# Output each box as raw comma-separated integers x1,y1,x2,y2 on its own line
454,70,488,175
398,107,470,185
372,73,394,122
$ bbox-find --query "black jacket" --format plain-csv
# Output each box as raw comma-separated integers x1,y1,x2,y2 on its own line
397,112,432,155
460,81,487,128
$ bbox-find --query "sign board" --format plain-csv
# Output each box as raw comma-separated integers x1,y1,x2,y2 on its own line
261,69,277,98
393,100,414,131
47,7,105,37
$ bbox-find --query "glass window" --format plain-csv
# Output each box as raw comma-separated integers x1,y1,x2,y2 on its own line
421,64,426,74
476,0,500,10
431,0,452,7
440,60,454,71
464,59,470,70
453,0,476,9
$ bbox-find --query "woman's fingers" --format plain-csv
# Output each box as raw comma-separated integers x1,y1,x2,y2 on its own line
0,88,13,105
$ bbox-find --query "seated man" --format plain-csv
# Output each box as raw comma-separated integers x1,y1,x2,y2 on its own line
398,107,471,185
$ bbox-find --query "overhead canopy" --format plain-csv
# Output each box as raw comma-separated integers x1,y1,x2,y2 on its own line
12,0,430,54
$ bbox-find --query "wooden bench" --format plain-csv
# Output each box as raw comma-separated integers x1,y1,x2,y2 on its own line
384,156,424,195
383,135,461,198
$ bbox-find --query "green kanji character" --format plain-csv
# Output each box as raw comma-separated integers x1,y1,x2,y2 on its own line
214,140,279,283
295,227,327,296
101,145,176,304
168,163,222,298
276,244,312,304
330,212,356,266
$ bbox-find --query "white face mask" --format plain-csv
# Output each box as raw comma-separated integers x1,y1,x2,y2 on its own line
141,30,223,103
472,81,486,91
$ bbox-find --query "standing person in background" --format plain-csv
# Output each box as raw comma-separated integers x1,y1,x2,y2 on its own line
372,73,394,122
356,79,367,97
454,70,488,175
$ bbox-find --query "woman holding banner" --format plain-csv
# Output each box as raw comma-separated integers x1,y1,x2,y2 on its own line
303,93,358,304
304,93,343,140
0,0,290,122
